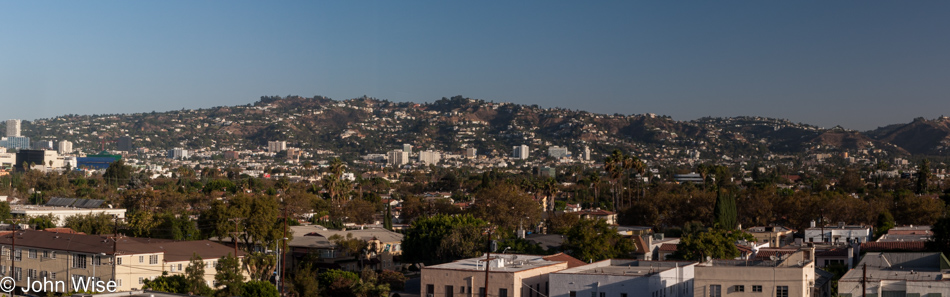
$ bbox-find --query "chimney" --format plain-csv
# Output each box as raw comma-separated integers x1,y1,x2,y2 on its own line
810,220,816,228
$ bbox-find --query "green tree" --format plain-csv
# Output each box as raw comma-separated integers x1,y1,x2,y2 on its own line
383,204,393,230
185,253,212,296
64,212,115,235
402,214,488,265
713,189,737,230
562,218,636,262
289,263,321,297
241,280,279,297
670,228,755,261
468,183,541,234
103,159,133,187
214,253,244,297
917,159,931,194
143,273,189,294
875,210,896,238
318,269,359,297
27,214,57,230
0,202,10,222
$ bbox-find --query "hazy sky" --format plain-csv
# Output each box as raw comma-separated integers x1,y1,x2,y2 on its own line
2,1,949,131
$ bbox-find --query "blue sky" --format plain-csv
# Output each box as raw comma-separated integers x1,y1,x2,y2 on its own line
2,1,949,131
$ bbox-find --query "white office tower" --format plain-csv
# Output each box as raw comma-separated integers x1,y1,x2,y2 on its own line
547,146,571,159
5,119,21,137
418,150,441,165
268,141,287,152
168,147,190,159
388,149,409,167
582,146,591,161
402,143,412,154
513,144,529,160
57,140,74,155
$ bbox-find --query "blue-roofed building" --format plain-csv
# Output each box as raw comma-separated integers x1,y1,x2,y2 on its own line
76,151,121,170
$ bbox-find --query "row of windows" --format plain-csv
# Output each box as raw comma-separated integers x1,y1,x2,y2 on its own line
709,285,786,297
3,247,58,261
425,284,519,297
1,266,57,281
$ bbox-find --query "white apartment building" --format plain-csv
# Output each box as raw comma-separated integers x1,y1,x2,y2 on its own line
513,145,529,160
418,150,441,165
58,140,73,155
388,150,409,167
268,140,287,152
6,119,20,137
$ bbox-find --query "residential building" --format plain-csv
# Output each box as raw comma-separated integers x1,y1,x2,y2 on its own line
5,119,20,137
419,150,441,165
581,146,590,161
876,225,932,243
549,259,696,297
388,150,409,167
575,209,617,225
693,248,830,297
267,141,287,152
286,226,403,272
167,148,189,160
403,143,412,154
420,253,581,297
673,173,703,184
513,145,529,160
0,152,14,169
745,226,795,247
0,230,245,294
546,146,570,159
223,151,239,160
803,222,873,245
838,253,950,297
58,140,73,155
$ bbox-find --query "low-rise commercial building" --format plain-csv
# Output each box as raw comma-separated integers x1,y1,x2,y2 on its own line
839,252,950,297
421,253,580,297
693,248,830,297
549,259,696,297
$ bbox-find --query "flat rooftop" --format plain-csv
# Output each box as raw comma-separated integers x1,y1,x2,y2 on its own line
841,252,949,282
10,205,125,212
425,254,565,272
554,259,695,277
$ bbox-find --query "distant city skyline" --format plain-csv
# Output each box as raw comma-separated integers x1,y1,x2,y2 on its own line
3,1,950,131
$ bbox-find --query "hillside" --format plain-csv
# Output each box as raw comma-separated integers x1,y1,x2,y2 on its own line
10,95,946,163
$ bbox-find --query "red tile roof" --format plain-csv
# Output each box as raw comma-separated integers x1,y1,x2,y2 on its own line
860,241,927,252
887,230,932,235
659,243,679,252
815,248,848,257
542,252,586,268
630,236,648,255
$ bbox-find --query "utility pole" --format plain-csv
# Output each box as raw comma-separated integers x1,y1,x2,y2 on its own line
483,227,494,297
229,218,243,257
281,201,288,296
113,215,119,282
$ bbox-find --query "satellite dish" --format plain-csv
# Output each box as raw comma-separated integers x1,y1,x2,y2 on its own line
770,255,778,261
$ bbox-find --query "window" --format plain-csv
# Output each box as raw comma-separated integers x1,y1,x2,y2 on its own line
117,257,123,265
0,265,5,275
445,285,454,297
753,286,763,292
710,285,722,297
117,279,122,286
499,288,508,297
149,255,159,264
178,264,183,271
426,284,434,297
28,269,36,278
74,254,88,268
139,277,144,284
51,251,56,259
735,285,744,292
14,267,22,281
40,271,47,278
29,249,37,259
43,250,49,258
139,255,144,263
461,286,466,293
479,287,486,297
569,292,577,297
93,256,102,265
622,294,628,297
776,286,788,297
51,272,56,280
14,249,21,261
